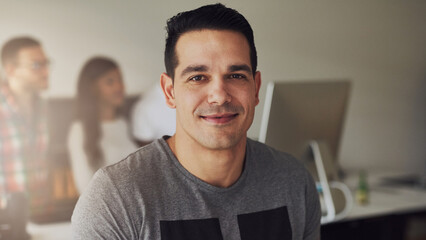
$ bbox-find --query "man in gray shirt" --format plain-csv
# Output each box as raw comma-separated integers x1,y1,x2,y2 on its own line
72,3,321,240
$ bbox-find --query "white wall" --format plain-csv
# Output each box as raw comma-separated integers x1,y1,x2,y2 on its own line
1,0,425,173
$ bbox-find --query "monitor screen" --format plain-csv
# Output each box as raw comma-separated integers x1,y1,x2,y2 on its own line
259,80,351,181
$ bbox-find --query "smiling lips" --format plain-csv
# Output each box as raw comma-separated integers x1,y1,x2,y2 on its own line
200,113,239,124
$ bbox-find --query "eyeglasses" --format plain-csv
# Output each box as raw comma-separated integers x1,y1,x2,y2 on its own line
16,59,51,71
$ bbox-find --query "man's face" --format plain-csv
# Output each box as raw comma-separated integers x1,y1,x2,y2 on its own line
8,46,49,92
162,29,261,150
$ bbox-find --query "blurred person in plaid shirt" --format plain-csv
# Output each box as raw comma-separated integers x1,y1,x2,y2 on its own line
0,36,50,220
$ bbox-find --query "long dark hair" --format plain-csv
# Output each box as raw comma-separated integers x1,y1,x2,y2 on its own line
76,56,120,170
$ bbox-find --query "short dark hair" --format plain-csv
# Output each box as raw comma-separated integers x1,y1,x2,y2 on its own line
164,3,257,79
1,36,41,67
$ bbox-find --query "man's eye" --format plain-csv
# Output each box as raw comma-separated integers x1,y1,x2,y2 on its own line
189,75,205,82
230,74,246,79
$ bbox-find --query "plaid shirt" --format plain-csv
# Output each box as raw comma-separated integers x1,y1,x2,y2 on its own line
0,84,49,210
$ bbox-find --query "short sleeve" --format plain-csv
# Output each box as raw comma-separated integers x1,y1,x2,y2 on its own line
131,85,176,142
303,170,321,240
71,169,138,240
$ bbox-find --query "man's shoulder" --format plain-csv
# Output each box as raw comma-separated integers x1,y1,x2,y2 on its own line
247,139,309,175
247,139,298,163
101,137,170,179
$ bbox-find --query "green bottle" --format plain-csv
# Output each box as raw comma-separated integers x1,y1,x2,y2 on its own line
356,170,369,205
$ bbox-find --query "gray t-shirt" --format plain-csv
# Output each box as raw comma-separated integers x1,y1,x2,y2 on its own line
72,137,320,240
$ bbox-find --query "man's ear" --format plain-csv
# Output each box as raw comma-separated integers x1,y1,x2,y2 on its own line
254,71,262,106
160,72,176,109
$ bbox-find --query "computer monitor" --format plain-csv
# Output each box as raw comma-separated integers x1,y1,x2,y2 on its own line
258,80,352,222
259,80,351,179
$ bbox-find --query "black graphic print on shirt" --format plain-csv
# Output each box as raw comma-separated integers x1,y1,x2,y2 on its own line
160,206,292,240
238,206,292,240
160,218,224,240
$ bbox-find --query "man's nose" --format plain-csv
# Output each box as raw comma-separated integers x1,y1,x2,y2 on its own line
207,78,231,105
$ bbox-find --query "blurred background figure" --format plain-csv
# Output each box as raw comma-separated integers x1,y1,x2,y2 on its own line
68,56,137,194
0,36,50,239
131,84,175,146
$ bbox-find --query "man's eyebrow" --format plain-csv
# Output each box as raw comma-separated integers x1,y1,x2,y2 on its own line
228,64,252,73
180,65,208,78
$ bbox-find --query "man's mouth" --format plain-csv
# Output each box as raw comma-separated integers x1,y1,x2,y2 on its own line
200,113,239,124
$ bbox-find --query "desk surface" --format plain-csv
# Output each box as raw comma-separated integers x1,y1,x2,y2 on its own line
27,171,426,238
346,186,426,221
334,170,426,222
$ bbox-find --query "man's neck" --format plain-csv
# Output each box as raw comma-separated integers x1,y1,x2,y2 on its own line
167,134,247,188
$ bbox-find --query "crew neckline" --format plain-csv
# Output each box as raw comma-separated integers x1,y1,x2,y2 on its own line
157,136,250,194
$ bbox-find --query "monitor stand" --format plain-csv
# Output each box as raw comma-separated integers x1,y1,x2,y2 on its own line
309,140,337,223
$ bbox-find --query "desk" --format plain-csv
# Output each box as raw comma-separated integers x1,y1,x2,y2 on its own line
342,170,426,220
322,170,426,240
347,187,426,221
26,172,426,240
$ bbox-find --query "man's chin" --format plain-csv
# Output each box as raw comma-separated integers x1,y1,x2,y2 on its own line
199,134,243,151
37,82,49,91
36,87,48,93
30,86,48,95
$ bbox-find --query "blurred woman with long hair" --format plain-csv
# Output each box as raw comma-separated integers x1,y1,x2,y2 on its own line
68,56,137,194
